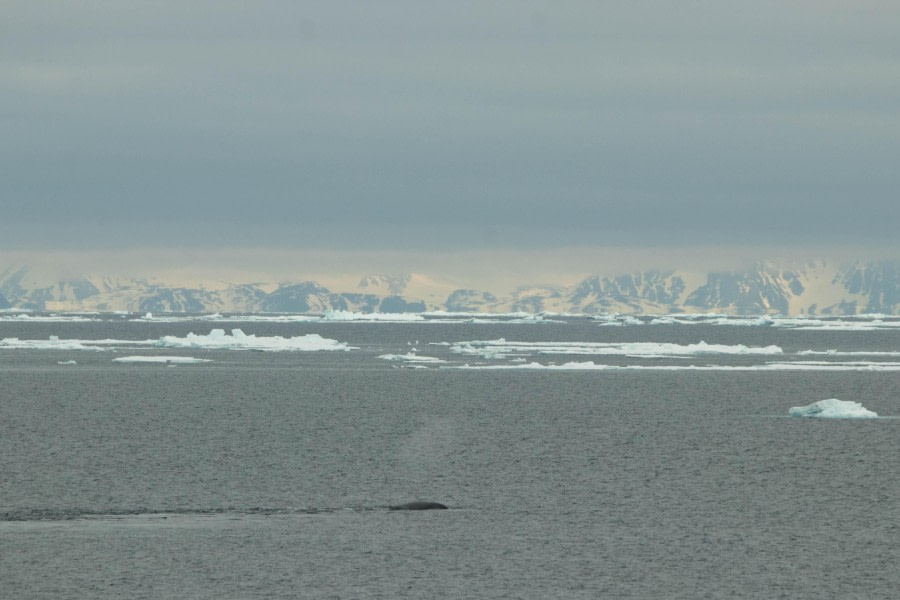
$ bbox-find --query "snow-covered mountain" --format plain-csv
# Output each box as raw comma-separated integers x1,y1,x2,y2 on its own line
1,261,898,315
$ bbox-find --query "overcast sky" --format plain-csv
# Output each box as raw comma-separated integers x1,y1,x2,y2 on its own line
2,1,899,279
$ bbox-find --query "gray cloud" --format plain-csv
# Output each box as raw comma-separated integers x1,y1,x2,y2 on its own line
2,1,899,253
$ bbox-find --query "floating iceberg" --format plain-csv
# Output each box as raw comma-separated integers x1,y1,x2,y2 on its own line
155,328,352,352
789,399,878,419
57,360,78,365
113,356,213,364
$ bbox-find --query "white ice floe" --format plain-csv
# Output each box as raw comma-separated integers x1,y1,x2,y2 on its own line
323,310,425,322
763,361,900,371
57,360,77,365
0,314,96,322
420,311,568,323
789,399,878,419
592,314,644,326
113,356,213,364
709,315,777,326
1,336,107,351
449,339,783,358
377,353,446,364
798,350,900,357
507,315,565,324
786,320,900,331
447,361,900,371
586,314,900,329
1,329,349,352
591,314,780,326
649,316,678,325
132,312,325,323
155,328,352,351
212,314,320,323
132,312,237,323
424,311,533,318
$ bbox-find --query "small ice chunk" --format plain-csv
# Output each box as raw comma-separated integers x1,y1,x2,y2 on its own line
57,360,78,365
789,399,878,419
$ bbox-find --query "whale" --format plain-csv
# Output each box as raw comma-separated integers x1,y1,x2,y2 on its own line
389,501,448,510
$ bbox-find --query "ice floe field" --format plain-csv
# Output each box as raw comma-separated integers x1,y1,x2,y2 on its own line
1,311,898,599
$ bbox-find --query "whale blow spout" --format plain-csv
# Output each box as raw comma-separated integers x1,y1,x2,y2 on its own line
389,501,449,510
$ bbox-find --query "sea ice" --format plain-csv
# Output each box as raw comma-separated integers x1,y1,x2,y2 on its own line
593,314,644,326
778,318,900,331
0,314,95,322
323,310,425,322
446,361,900,372
1,336,105,351
798,350,900,357
155,328,352,351
449,339,783,357
112,356,213,364
789,399,878,419
649,316,678,325
377,353,446,364
209,314,320,323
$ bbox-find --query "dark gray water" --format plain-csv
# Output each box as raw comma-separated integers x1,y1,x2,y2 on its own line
2,316,898,598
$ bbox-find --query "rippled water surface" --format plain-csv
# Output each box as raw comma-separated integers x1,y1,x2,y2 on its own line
2,317,898,599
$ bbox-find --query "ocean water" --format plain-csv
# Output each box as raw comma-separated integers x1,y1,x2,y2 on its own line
1,315,898,599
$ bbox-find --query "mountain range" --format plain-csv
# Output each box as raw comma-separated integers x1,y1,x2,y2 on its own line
1,261,898,315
